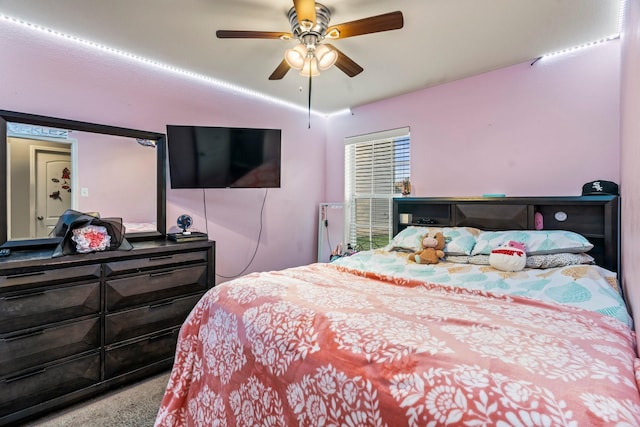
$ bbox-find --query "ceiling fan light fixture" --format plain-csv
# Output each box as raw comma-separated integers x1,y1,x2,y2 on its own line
299,57,320,76
315,44,337,70
284,43,307,70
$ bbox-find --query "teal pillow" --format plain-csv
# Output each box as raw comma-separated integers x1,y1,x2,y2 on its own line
386,226,481,256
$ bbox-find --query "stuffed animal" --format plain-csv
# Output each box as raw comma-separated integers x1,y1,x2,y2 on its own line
489,241,526,272
409,232,446,264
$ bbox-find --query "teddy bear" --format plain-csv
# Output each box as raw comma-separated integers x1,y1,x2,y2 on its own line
409,232,446,264
489,240,527,272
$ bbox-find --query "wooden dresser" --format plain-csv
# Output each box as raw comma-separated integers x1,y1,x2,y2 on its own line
0,239,215,426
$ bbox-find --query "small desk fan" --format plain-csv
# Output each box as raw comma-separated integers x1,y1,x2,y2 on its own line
167,214,208,242
177,214,193,235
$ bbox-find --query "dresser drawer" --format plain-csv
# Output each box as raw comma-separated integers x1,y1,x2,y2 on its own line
105,328,180,378
104,251,209,276
0,264,101,290
0,317,100,377
106,264,208,311
105,294,202,344
0,282,100,334
0,352,100,418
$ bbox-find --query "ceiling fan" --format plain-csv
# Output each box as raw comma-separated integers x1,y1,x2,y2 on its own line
216,0,404,80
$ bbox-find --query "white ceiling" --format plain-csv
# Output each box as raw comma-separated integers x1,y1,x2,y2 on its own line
0,0,622,114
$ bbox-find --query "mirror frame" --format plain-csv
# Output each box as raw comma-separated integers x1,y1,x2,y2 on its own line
0,109,166,249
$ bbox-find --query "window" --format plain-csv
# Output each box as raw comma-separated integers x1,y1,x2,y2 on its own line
344,127,410,250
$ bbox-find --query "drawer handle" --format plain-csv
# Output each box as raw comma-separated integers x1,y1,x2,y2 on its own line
148,331,174,342
3,291,45,301
149,271,174,278
5,368,46,383
6,271,46,279
4,330,44,342
150,300,173,310
149,255,174,262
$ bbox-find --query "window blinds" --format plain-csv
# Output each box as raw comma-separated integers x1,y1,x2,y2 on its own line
344,127,410,250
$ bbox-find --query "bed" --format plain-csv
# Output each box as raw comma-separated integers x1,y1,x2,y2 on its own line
154,196,640,426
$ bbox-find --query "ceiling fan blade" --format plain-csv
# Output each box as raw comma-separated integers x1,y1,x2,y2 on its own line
216,30,293,39
269,59,291,80
293,0,317,26
325,44,363,77
326,11,404,39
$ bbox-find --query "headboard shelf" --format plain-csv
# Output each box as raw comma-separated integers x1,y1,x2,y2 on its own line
393,196,620,274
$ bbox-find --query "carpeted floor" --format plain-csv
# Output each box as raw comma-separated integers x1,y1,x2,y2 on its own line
23,371,170,427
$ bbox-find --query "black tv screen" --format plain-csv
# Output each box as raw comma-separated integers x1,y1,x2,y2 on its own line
166,125,281,188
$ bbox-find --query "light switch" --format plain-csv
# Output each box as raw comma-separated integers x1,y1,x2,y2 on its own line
81,187,89,197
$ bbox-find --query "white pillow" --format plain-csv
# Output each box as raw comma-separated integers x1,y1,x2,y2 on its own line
471,230,593,256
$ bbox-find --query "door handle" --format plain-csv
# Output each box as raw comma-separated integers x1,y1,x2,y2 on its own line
37,216,44,220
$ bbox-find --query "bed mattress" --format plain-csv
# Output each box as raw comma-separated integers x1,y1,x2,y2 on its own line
332,250,631,327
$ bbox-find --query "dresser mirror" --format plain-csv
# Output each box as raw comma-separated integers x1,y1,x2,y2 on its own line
0,110,166,249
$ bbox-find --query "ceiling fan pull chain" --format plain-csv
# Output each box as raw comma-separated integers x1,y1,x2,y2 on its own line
308,71,312,129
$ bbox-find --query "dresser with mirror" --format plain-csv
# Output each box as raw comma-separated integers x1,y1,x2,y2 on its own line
0,110,215,425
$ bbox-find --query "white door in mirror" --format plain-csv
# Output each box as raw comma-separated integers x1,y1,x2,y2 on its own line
36,150,72,238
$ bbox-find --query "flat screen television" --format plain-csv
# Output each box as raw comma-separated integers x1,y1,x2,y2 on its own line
166,125,281,188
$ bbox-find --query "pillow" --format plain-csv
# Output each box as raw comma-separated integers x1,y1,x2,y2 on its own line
470,230,593,256
468,255,490,265
525,253,595,269
468,252,595,269
71,225,111,253
445,255,470,264
386,226,481,256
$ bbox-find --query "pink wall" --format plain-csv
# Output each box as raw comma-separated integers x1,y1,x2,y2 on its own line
621,0,640,342
0,19,327,282
326,42,620,201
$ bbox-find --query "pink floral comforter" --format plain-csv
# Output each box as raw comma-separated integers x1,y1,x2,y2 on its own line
155,263,640,426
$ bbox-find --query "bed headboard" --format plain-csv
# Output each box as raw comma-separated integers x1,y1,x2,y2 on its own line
392,196,620,274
